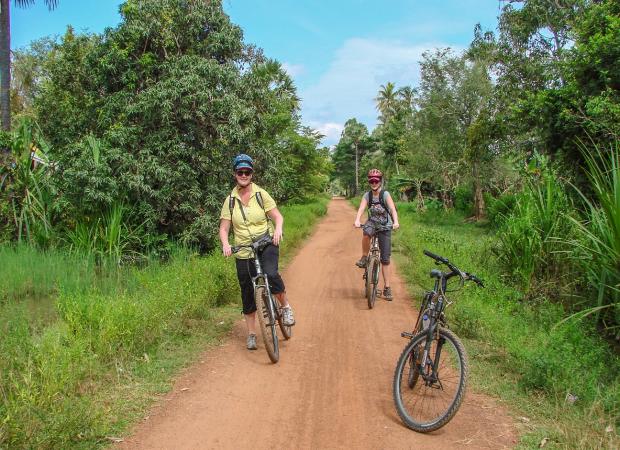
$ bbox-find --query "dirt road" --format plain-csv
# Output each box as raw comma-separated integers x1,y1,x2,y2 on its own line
119,199,517,449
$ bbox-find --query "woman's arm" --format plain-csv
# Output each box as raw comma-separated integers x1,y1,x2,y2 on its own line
266,208,284,246
219,219,232,256
354,196,368,228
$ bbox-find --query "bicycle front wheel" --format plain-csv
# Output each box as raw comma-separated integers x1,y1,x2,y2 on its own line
367,257,379,309
255,285,279,363
393,328,468,432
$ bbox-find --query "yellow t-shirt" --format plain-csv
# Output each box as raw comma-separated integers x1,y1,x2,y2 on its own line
220,183,277,259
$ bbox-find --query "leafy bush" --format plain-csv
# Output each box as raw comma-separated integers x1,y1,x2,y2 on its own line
454,185,474,215
30,0,330,253
423,197,443,211
486,192,517,227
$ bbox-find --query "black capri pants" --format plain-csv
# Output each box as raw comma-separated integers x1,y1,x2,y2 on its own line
362,221,392,264
235,244,286,315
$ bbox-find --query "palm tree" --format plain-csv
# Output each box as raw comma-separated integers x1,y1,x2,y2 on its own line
374,82,397,124
0,0,58,137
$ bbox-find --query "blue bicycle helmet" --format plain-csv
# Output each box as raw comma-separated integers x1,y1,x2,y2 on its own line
233,153,253,170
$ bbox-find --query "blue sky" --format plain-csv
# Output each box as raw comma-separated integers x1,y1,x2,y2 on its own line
12,0,501,146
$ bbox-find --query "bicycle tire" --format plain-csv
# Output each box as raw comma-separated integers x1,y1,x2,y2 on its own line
255,285,279,363
277,304,292,340
367,256,379,309
364,263,372,300
393,328,468,432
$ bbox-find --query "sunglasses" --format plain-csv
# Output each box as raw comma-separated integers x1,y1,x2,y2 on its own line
368,178,381,184
235,170,253,177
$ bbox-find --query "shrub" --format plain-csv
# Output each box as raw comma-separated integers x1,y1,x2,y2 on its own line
454,185,474,215
486,193,517,227
495,161,575,290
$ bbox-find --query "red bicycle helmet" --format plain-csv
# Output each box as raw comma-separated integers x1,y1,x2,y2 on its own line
367,168,383,181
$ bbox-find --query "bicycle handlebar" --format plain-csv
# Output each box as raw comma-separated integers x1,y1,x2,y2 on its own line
423,249,449,264
231,235,273,254
423,249,485,288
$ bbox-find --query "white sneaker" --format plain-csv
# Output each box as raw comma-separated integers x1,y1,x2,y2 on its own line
282,307,295,326
246,334,257,350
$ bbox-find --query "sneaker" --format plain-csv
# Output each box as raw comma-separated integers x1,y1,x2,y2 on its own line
383,287,393,301
281,306,296,326
246,334,257,350
355,256,368,268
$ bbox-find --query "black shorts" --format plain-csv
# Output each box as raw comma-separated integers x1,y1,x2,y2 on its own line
235,244,285,315
362,221,392,264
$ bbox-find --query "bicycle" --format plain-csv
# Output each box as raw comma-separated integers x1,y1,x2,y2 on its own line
392,250,484,432
232,235,292,363
357,223,392,309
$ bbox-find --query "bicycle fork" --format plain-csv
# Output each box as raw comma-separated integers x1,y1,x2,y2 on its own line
418,322,446,389
252,261,277,326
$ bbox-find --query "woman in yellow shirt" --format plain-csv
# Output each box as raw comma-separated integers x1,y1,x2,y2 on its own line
219,154,295,350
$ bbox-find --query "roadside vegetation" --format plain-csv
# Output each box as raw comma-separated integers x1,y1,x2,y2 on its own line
394,206,619,449
0,197,328,448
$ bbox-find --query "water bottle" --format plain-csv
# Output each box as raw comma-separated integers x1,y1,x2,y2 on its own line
422,312,430,330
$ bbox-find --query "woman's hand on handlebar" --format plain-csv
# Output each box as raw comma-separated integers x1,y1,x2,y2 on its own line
222,243,232,257
354,219,361,228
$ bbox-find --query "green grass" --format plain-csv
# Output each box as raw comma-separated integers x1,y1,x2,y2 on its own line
0,244,131,302
393,205,620,449
0,198,328,449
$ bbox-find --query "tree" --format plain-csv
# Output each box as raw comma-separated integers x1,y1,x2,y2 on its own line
30,0,320,251
375,82,398,125
331,119,372,196
0,0,58,138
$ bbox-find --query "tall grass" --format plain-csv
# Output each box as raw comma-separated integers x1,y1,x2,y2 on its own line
495,161,576,296
0,244,127,301
65,202,146,265
565,143,620,331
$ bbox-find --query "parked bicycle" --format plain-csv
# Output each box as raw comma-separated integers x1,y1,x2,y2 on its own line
392,250,484,432
232,235,292,363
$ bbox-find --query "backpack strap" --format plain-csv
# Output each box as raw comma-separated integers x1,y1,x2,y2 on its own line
380,190,394,222
228,190,270,229
228,195,236,221
255,191,265,212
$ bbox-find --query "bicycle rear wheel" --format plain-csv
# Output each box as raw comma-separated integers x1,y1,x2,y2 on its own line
367,257,379,309
393,328,468,432
255,285,279,363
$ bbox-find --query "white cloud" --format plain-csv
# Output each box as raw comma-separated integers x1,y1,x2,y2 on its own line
298,38,455,146
309,122,344,146
282,62,305,77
